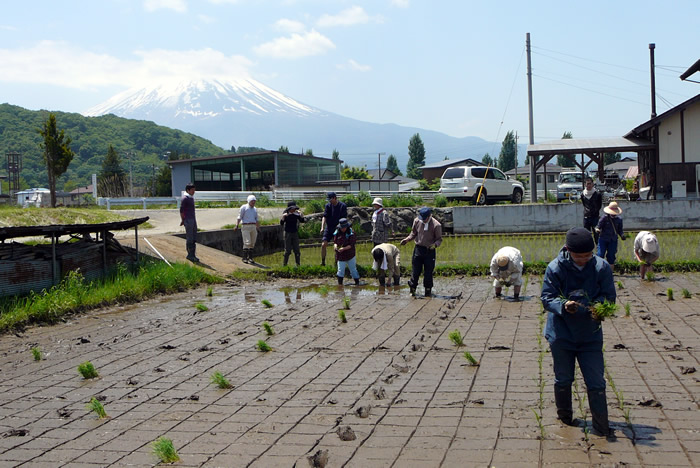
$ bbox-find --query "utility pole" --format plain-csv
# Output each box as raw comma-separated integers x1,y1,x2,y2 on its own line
514,132,518,178
526,33,537,202
125,151,134,197
649,43,657,119
377,152,386,179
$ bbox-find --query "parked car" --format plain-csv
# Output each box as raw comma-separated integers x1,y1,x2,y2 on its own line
556,171,589,202
439,166,525,205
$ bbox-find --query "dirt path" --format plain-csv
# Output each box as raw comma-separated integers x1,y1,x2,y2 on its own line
0,274,698,467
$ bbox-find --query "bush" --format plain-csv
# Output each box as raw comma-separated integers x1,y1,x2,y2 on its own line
434,194,448,207
384,193,423,207
357,191,372,206
302,198,325,214
253,193,275,207
341,194,359,207
298,220,322,239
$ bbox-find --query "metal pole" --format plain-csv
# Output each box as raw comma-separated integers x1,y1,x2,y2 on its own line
526,33,537,202
135,225,139,264
649,43,657,119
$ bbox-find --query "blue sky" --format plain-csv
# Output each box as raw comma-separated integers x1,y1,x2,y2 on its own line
1,0,698,158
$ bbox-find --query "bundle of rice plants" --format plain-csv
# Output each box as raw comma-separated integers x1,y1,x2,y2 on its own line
590,300,618,321
262,322,275,335
210,371,233,389
448,329,464,347
338,310,347,323
86,397,108,418
31,347,42,361
78,361,99,379
152,437,179,463
256,340,271,352
463,351,479,366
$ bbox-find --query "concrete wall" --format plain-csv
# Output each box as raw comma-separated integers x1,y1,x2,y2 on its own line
171,163,191,197
176,225,284,256
453,199,700,234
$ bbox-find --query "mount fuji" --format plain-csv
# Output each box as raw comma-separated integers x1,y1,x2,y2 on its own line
84,77,496,167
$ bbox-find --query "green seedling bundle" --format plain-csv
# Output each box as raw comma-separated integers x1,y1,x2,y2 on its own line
210,371,233,389
448,329,464,347
590,300,618,321
667,288,674,301
86,397,108,419
262,321,275,335
31,347,42,361
338,310,347,323
78,361,99,379
152,437,179,463
195,302,208,312
261,299,273,308
256,340,272,352
463,351,478,366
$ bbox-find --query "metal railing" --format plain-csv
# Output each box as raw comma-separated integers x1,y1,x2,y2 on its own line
97,197,179,210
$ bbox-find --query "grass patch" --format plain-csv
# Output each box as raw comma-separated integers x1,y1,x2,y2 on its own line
448,329,464,347
463,351,479,366
195,302,208,312
256,340,272,352
338,310,347,323
206,286,213,297
682,288,691,299
31,347,42,361
262,321,275,335
152,437,180,464
0,260,222,334
667,288,674,301
86,397,108,419
78,361,99,379
261,299,273,308
0,206,127,228
210,371,233,389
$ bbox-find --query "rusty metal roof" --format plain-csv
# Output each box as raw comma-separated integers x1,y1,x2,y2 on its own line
0,217,149,241
527,137,655,156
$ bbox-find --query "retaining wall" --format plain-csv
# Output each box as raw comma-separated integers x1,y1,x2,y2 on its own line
177,225,284,257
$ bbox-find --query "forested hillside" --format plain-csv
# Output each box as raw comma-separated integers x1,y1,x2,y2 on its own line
0,104,225,192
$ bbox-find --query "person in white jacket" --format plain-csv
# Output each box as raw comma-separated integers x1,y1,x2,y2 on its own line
490,246,524,300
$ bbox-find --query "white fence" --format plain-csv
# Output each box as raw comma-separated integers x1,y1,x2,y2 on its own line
97,197,178,210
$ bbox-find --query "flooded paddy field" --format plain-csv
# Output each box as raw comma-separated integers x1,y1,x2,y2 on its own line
1,273,699,467
258,230,700,268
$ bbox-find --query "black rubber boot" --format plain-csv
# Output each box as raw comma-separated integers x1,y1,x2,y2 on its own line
408,279,416,296
588,389,612,437
248,251,254,265
337,276,344,285
295,253,301,266
283,253,290,266
378,277,386,287
554,385,575,425
241,249,249,264
393,275,400,286
425,288,432,297
354,278,360,285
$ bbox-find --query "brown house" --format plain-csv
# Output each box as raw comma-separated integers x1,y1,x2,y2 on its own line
419,158,481,183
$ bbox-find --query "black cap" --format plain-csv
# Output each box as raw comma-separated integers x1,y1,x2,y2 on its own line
566,227,595,253
327,192,337,199
287,201,297,207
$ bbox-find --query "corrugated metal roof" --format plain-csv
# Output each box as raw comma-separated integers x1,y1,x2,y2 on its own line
0,217,149,241
419,158,481,169
527,137,655,156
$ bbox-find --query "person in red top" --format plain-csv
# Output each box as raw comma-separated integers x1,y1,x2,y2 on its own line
334,218,360,285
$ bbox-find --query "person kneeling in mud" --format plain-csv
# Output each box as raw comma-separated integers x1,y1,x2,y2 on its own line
371,243,401,287
490,246,523,300
334,218,360,285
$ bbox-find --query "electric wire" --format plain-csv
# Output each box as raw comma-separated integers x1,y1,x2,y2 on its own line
533,74,649,106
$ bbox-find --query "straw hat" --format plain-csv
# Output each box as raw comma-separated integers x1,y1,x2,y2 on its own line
603,201,622,215
642,233,659,254
372,197,383,207
497,256,509,267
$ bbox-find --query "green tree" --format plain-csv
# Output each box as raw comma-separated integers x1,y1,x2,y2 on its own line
497,130,517,172
406,133,426,179
604,152,621,166
556,131,575,167
278,145,289,153
332,149,340,160
482,153,493,166
38,113,75,207
385,154,402,176
305,149,314,156
98,144,127,197
341,166,371,180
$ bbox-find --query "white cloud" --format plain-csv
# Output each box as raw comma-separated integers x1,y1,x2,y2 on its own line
253,30,335,59
144,0,187,13
0,25,18,31
0,41,253,88
274,18,306,33
390,0,409,7
198,14,216,24
336,59,371,72
316,6,382,28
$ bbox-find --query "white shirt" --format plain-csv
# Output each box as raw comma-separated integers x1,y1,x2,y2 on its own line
238,203,258,224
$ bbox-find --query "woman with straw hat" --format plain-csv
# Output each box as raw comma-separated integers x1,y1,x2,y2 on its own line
595,201,626,270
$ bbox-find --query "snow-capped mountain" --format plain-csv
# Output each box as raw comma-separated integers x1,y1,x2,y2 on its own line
84,77,497,168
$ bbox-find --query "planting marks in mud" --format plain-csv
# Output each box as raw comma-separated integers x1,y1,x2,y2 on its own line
0,275,699,467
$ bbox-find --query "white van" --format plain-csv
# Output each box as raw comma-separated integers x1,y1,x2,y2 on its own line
439,166,525,205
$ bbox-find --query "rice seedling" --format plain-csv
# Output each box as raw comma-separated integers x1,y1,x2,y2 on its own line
590,300,618,321
256,340,272,352
338,310,347,323
682,288,691,299
572,372,589,442
318,285,329,296
463,351,479,366
624,303,631,317
616,280,624,289
448,329,464,347
667,288,674,301
604,351,635,440
152,437,180,464
78,361,99,379
206,286,213,297
645,271,655,281
342,296,351,309
262,321,275,335
195,302,208,312
31,347,42,361
210,371,233,389
261,299,273,308
86,397,108,418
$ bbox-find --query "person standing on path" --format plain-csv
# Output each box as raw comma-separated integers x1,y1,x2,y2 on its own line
595,201,625,271
371,243,401,287
633,231,660,280
180,183,199,263
320,192,347,266
540,227,616,438
334,218,360,285
489,246,523,300
581,177,603,243
235,194,260,264
401,207,442,297
371,197,392,246
280,201,305,267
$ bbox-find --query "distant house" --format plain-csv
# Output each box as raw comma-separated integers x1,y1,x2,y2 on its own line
419,158,482,183
604,157,637,181
367,168,398,180
69,184,95,205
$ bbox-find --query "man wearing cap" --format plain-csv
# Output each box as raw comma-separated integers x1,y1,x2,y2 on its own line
371,243,401,287
489,246,523,300
371,198,392,246
541,227,616,438
581,177,603,243
401,207,442,297
634,231,660,279
180,183,199,263
235,194,260,264
595,201,625,270
320,192,347,266
280,201,305,267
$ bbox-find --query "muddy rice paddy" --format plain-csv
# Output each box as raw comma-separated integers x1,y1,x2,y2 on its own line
1,273,699,467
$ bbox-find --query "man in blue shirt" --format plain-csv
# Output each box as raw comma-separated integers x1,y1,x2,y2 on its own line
179,183,198,262
319,192,347,266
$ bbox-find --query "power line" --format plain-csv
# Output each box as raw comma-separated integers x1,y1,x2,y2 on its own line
531,45,648,73
490,46,526,158
532,74,649,106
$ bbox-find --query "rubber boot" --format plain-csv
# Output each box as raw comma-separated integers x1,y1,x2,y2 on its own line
378,277,386,287
337,276,344,285
408,279,416,296
248,250,255,265
495,287,502,298
393,275,400,286
354,277,360,285
295,253,301,267
554,385,575,425
588,389,612,437
283,252,290,267
425,288,432,297
241,249,249,264
321,257,326,266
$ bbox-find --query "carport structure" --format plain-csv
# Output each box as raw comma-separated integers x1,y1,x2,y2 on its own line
526,136,656,201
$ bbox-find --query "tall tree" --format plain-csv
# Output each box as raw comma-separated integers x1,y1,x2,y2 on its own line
497,130,517,172
278,145,289,153
482,153,493,166
98,144,127,197
385,154,402,176
556,131,575,167
406,133,426,179
332,149,340,160
38,113,75,207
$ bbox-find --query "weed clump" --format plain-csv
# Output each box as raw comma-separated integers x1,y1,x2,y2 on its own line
152,437,180,464
682,288,691,299
31,347,42,361
261,299,273,308
262,322,275,335
338,310,347,323
667,288,674,301
78,361,99,379
195,302,208,312
210,371,233,389
86,397,108,419
448,329,464,347
256,340,272,352
463,351,479,366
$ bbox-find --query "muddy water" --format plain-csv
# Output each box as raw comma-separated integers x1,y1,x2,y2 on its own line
257,230,700,267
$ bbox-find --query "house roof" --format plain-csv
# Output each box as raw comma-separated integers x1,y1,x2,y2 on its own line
505,164,566,176
70,185,94,195
169,150,340,165
604,160,637,171
627,93,700,136
419,158,481,169
680,59,700,81
367,168,397,180
527,137,655,156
